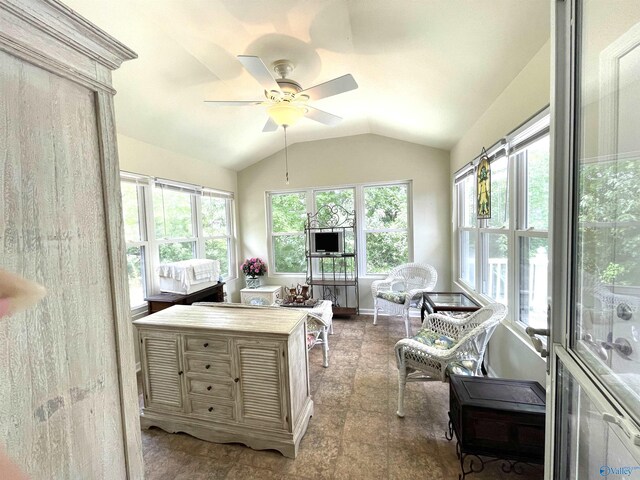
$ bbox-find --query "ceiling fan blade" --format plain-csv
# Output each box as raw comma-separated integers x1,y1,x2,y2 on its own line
204,100,262,106
263,117,278,132
238,55,281,92
301,74,358,101
305,106,342,126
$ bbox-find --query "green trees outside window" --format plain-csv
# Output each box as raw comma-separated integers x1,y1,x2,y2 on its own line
271,192,307,273
120,176,234,311
364,184,409,274
269,184,410,276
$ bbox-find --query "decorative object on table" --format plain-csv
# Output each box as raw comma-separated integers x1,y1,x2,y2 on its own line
241,257,267,289
282,283,315,306
279,298,320,308
476,147,491,219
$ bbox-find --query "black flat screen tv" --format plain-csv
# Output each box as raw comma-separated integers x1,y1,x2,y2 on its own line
311,231,343,254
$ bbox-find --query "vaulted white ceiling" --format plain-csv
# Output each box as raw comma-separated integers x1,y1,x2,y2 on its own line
64,0,549,170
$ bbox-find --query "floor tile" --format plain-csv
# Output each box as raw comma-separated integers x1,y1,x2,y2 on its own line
139,314,542,480
333,441,389,480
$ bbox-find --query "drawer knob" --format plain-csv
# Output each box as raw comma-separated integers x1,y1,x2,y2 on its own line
207,386,212,391
203,343,209,348
234,377,240,383
205,364,211,369
208,407,213,412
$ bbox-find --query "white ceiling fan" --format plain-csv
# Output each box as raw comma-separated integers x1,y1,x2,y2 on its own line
205,55,358,132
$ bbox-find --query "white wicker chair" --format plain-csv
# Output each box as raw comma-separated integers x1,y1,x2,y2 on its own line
395,303,506,417
371,263,437,337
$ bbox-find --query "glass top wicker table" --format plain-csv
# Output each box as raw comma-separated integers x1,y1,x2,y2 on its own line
421,292,481,322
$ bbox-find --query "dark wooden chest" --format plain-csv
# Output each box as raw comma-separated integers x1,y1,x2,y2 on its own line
144,282,225,314
448,375,546,464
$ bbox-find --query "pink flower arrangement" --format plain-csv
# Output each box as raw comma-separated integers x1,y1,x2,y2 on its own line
241,257,267,278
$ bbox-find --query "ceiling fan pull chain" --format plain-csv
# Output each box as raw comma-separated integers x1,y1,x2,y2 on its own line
284,125,289,185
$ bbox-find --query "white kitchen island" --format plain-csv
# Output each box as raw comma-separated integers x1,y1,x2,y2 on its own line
134,304,313,458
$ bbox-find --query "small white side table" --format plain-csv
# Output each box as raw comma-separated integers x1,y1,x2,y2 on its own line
240,285,282,305
277,300,333,368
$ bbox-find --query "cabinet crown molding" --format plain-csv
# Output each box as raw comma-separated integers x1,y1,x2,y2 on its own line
1,0,137,70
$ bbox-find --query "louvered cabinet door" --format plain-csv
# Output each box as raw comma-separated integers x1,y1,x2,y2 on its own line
140,331,184,412
235,339,289,430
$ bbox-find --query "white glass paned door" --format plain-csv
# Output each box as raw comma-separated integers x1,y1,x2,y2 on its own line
572,0,640,424
555,356,640,479
549,0,640,477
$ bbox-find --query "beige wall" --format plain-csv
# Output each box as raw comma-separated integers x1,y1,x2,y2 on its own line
237,133,450,310
118,134,237,192
448,40,550,386
450,40,551,174
116,134,240,365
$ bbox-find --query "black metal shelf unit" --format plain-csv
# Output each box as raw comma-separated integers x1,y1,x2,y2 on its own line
306,205,359,316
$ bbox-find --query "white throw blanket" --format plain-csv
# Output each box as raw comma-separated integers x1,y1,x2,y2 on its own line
157,259,219,283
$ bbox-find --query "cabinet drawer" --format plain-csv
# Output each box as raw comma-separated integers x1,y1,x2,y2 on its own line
185,356,232,377
184,336,229,355
187,377,234,400
189,398,235,421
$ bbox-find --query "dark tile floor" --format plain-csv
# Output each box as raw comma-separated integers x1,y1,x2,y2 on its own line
139,314,544,480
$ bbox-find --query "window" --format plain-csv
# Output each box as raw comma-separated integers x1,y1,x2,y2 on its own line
121,176,149,309
153,184,196,264
457,174,476,288
201,192,233,278
454,109,550,329
269,192,307,273
363,184,409,274
515,134,550,329
480,155,509,303
120,173,235,313
267,182,411,276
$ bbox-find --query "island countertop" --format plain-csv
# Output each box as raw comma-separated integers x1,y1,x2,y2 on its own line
133,304,307,335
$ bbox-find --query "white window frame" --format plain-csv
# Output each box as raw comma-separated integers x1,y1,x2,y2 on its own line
154,183,199,264
120,173,236,314
456,173,478,288
479,151,510,304
453,108,550,335
266,180,413,278
266,190,309,276
197,192,236,279
360,182,413,276
121,173,153,316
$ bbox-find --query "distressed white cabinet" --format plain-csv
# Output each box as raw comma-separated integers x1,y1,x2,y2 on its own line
0,1,141,478
235,339,288,429
240,285,283,305
134,304,313,458
140,332,184,412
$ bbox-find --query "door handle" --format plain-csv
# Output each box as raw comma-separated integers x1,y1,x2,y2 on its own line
526,327,550,358
603,413,640,446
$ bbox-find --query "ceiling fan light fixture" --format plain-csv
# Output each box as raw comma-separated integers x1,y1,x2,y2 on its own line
267,103,305,127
